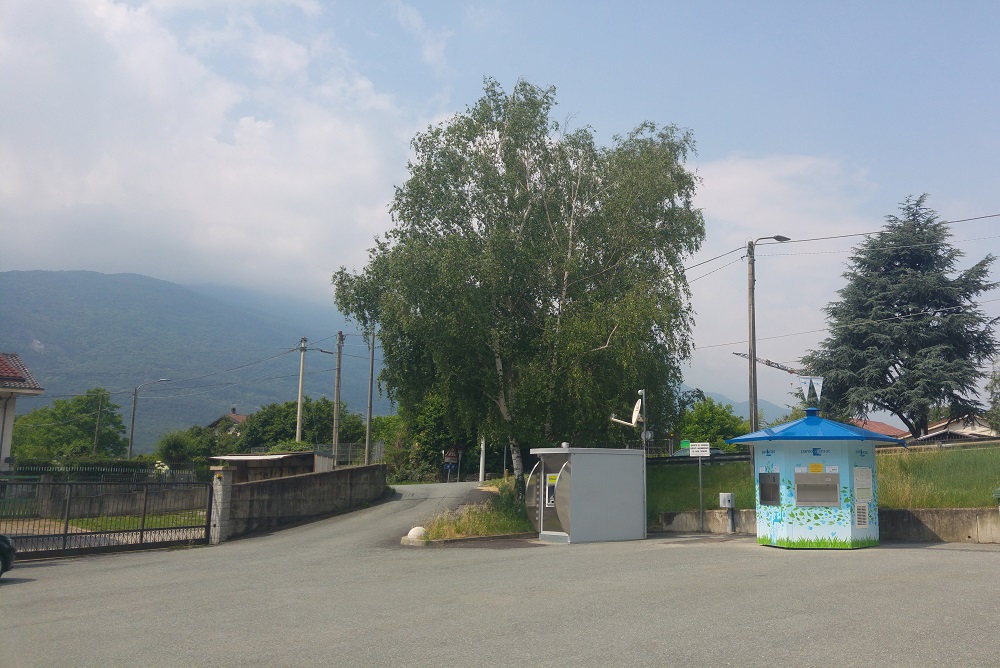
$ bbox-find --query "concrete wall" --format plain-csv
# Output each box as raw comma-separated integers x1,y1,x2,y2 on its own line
211,464,387,543
37,481,208,519
659,507,1000,544
659,509,756,535
880,508,1000,543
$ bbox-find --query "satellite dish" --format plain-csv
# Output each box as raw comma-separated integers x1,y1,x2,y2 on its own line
611,398,644,427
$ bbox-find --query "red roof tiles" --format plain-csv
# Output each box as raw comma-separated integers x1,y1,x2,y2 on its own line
0,353,43,393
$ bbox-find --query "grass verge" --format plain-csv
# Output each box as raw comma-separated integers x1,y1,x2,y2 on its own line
425,477,533,540
70,510,206,532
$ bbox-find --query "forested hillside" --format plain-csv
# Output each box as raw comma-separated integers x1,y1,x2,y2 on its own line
0,271,385,453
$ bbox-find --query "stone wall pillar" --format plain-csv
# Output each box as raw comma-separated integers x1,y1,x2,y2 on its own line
210,466,234,545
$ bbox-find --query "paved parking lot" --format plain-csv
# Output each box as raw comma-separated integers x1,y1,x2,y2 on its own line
2,483,999,667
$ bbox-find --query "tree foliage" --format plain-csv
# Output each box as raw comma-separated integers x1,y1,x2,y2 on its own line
154,425,240,466
11,388,127,462
676,396,748,451
238,397,365,453
334,78,704,477
986,368,1000,436
803,195,998,437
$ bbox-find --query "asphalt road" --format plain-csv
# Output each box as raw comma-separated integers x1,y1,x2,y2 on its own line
3,482,1000,667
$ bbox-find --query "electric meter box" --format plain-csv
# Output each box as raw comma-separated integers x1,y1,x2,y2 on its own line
719,493,735,509
526,448,646,543
728,407,903,549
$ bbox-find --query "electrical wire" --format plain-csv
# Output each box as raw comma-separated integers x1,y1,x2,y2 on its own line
697,296,1000,350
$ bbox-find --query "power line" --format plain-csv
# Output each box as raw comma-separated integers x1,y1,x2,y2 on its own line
697,296,1000,351
682,211,1000,274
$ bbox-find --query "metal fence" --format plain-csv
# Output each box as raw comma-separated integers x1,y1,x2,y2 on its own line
8,464,203,483
0,480,212,558
313,441,385,466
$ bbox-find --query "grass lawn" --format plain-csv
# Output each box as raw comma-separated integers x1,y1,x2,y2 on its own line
69,509,206,532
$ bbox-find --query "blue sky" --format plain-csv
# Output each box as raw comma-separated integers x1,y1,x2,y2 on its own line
3,1,999,418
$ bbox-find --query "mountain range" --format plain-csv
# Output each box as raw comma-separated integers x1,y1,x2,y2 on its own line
0,270,378,454
1,270,786,454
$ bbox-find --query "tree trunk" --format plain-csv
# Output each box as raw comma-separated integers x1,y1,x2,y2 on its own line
508,435,523,482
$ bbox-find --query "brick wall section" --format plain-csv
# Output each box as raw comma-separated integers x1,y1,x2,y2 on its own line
211,465,386,543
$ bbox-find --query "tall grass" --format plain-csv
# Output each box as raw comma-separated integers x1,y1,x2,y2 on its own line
876,447,1000,508
646,462,755,523
646,448,1000,519
425,477,533,540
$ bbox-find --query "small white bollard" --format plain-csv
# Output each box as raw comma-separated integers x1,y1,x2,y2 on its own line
400,526,429,547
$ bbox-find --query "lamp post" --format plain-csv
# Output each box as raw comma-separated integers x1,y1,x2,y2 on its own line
748,235,790,434
638,389,648,451
128,378,170,460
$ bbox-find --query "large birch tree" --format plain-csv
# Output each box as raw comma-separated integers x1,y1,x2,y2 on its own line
333,79,704,478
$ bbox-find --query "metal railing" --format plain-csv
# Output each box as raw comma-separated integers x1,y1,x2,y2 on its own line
7,464,202,483
0,481,212,558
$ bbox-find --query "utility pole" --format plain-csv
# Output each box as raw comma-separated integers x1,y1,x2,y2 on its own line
127,378,170,460
748,235,790,436
333,331,343,463
748,240,759,434
364,328,375,466
92,392,103,455
295,337,307,443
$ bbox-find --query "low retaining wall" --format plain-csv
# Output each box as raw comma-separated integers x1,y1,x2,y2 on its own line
36,480,206,519
210,464,387,543
659,507,1000,544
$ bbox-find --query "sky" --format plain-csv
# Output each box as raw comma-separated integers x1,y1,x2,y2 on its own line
3,0,1000,420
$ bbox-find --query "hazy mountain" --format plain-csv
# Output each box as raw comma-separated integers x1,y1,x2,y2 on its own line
1,270,792,455
0,270,383,454
703,391,790,425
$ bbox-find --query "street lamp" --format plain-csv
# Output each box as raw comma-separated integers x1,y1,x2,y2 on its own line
748,235,790,435
638,389,649,451
128,378,171,460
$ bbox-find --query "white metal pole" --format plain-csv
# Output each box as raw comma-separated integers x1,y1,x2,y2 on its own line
333,331,343,462
479,435,486,482
295,337,307,442
365,329,375,466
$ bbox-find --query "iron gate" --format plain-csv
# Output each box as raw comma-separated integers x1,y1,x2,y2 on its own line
0,480,213,558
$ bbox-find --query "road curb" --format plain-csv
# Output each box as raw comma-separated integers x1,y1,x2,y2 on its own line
401,531,537,547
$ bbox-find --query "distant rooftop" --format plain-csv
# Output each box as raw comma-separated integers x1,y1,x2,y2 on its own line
849,419,909,439
0,353,43,394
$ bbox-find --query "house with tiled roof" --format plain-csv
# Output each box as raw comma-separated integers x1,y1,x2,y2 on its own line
1,353,44,471
849,419,909,440
907,414,998,444
207,406,249,436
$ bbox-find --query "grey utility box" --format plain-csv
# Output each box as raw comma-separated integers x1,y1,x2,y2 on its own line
526,448,646,543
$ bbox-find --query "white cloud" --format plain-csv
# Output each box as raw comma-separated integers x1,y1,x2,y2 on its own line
0,0,411,302
684,153,882,411
390,0,451,75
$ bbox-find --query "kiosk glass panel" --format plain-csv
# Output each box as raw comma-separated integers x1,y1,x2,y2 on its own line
759,472,780,506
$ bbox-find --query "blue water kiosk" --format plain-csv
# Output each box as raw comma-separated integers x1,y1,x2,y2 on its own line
728,408,904,549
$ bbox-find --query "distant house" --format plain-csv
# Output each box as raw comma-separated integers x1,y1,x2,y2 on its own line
207,406,248,436
907,415,998,444
0,353,44,471
849,419,909,440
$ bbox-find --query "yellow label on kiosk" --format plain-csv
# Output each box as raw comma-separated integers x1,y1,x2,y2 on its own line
808,462,824,473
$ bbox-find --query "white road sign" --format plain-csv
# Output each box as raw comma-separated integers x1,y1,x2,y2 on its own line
689,442,711,457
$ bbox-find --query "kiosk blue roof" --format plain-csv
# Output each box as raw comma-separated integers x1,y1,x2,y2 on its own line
727,407,905,445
